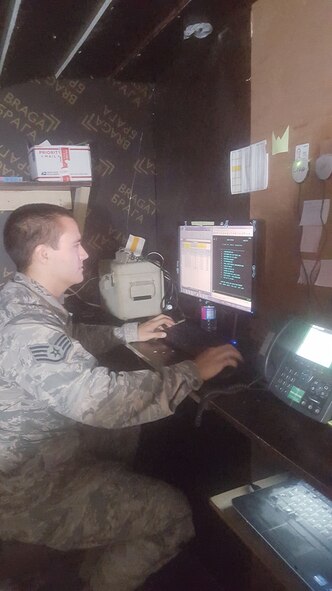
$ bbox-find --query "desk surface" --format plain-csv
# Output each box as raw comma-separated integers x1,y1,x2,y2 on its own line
127,340,332,498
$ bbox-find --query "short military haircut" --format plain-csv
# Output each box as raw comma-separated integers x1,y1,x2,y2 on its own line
3,203,74,272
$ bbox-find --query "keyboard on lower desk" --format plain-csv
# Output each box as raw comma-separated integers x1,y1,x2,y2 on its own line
232,479,332,591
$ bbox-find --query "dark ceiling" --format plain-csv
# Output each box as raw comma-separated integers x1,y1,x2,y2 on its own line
0,0,252,87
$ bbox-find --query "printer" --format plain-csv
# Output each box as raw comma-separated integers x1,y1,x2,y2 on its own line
99,258,164,320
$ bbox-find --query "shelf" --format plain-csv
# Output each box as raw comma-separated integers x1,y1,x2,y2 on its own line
0,182,91,233
208,389,332,498
0,181,91,190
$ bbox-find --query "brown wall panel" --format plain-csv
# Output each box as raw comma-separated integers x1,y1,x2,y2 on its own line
250,0,332,338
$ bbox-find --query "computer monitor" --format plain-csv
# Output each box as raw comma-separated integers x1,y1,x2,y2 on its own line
178,222,258,314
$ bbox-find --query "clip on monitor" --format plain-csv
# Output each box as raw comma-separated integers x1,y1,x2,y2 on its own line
178,222,258,320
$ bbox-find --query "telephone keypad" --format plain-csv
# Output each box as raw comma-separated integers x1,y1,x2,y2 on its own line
271,357,332,419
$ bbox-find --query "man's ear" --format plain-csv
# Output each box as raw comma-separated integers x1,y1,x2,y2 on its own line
33,244,51,265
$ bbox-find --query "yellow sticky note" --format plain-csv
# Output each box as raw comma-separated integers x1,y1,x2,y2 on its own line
272,126,289,155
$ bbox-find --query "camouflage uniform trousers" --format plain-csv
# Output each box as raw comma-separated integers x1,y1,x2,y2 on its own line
78,464,194,591
0,432,194,591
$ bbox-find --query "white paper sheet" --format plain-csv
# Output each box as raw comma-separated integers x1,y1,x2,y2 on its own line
315,260,332,287
300,226,322,253
230,140,268,194
300,199,330,226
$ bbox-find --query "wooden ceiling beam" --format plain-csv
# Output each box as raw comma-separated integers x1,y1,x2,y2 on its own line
110,0,193,78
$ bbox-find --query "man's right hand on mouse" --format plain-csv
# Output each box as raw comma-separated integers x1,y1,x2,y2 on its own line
193,344,243,381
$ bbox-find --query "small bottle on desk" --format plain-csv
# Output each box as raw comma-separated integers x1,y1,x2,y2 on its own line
200,304,217,332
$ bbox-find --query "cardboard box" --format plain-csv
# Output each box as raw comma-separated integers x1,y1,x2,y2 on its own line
28,144,91,182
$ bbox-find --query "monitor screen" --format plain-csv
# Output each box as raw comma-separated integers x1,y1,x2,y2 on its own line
178,222,258,314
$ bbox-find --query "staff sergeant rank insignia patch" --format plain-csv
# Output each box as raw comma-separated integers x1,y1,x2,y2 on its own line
29,334,72,363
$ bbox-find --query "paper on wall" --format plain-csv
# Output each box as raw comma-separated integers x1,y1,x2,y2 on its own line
272,126,289,155
230,140,268,194
315,260,332,288
300,226,322,253
300,199,330,226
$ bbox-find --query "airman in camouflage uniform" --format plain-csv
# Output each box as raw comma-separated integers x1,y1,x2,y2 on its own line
0,204,242,590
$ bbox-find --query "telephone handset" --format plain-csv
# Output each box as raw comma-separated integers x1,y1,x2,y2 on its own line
258,318,332,423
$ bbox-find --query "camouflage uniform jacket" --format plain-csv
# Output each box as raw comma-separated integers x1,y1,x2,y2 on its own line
0,273,202,503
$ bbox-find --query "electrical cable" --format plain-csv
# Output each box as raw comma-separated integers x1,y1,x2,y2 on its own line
65,276,99,296
309,189,328,289
297,183,329,313
126,131,144,237
263,316,295,382
146,251,164,264
65,276,101,308
141,253,184,316
297,183,312,304
194,378,265,427
67,290,101,308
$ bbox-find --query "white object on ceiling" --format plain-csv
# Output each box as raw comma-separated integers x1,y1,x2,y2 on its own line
184,22,213,40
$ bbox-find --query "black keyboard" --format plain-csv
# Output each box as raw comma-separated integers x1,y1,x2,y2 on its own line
233,480,332,591
163,319,225,356
269,482,332,544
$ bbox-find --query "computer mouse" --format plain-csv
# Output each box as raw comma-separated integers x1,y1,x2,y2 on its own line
209,359,245,385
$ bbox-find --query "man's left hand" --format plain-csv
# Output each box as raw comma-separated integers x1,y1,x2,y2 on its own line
138,314,175,341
